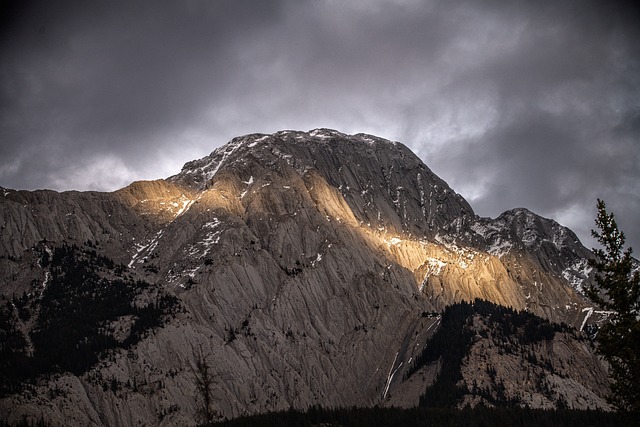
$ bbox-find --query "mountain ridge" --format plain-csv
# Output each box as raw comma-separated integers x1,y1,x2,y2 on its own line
0,129,612,425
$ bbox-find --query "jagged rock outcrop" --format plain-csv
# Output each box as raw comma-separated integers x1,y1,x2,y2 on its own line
0,129,610,426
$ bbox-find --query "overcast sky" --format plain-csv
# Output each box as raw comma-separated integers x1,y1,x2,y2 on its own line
1,0,639,250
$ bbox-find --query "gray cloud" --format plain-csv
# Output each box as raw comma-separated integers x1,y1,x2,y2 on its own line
1,0,639,250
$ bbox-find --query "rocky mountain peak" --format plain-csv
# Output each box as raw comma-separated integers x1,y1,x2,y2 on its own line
169,129,475,240
171,129,411,190
171,128,422,189
0,129,613,425
471,207,584,253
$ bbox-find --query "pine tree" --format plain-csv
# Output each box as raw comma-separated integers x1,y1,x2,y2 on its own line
587,199,640,417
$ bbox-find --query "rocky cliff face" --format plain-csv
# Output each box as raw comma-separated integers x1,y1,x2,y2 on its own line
0,129,610,426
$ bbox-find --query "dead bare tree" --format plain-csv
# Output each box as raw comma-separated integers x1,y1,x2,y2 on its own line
191,345,218,425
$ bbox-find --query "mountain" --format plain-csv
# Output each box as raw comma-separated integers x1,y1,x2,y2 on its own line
0,129,611,425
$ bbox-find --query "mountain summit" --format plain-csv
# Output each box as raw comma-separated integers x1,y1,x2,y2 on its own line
0,129,611,425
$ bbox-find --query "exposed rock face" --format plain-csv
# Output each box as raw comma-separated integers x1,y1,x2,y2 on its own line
384,302,610,411
459,323,610,411
0,129,610,426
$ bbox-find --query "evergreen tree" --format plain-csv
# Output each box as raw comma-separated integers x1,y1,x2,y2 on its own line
587,199,640,417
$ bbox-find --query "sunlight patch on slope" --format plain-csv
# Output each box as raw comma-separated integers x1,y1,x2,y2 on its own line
302,170,524,310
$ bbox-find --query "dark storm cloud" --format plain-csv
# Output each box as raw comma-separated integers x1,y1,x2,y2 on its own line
418,0,640,248
1,0,638,249
1,0,288,187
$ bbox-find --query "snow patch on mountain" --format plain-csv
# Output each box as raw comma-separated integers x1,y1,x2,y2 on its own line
240,176,254,199
173,197,194,218
469,221,513,258
420,258,447,292
187,218,223,260
180,137,247,184
382,352,402,399
387,237,402,246
425,258,447,276
41,271,51,290
562,259,593,293
310,129,333,139
552,227,568,250
128,229,165,268
487,239,513,258
248,135,270,147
